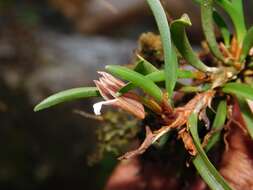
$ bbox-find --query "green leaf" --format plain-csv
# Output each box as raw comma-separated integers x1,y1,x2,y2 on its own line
215,0,246,43
213,10,230,47
117,82,137,96
240,26,253,61
147,69,196,81
171,14,217,73
118,57,158,96
34,87,100,112
193,0,231,47
193,156,223,190
222,82,253,101
201,0,224,62
248,62,253,68
205,100,227,152
134,55,159,75
177,69,197,79
146,0,178,98
105,65,163,102
179,84,211,93
188,113,232,190
118,69,196,95
237,97,253,139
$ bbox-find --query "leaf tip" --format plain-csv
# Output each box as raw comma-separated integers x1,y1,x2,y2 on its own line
33,103,42,112
181,13,192,26
105,65,113,70
33,98,50,112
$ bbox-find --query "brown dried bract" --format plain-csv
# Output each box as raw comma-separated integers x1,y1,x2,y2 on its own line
178,128,197,156
219,36,242,69
93,72,145,119
119,90,215,160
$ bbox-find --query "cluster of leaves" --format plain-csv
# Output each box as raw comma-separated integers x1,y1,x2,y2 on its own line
34,0,253,189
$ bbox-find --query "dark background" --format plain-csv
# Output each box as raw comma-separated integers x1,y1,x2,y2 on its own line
0,0,252,189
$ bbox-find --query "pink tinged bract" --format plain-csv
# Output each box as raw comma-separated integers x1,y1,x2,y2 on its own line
93,72,145,119
247,100,253,114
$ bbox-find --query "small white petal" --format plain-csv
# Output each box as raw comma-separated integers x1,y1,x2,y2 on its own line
93,99,118,115
93,102,103,115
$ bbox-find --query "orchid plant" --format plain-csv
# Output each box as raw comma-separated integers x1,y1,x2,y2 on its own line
34,0,253,189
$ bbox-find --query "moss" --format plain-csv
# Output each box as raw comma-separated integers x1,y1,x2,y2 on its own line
137,32,164,67
87,110,140,165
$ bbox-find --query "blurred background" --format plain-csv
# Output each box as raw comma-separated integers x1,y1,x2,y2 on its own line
0,0,252,190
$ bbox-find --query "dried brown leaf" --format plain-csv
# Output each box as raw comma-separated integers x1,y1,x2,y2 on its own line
119,91,215,160
178,128,197,156
118,126,155,160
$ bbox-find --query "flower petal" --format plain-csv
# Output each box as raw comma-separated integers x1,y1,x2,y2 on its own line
117,97,145,119
93,99,118,115
94,80,112,100
247,99,253,114
98,71,125,87
93,71,145,119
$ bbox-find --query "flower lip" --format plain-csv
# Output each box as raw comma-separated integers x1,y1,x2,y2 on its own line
93,99,118,115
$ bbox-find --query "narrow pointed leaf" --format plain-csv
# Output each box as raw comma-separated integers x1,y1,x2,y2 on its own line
188,113,232,190
146,0,178,98
34,87,100,112
215,0,246,43
240,26,253,61
118,57,158,96
118,69,196,95
146,69,196,82
201,0,224,61
179,84,211,93
134,56,159,75
205,100,227,152
106,65,163,102
222,83,253,101
177,69,197,79
171,14,216,73
193,156,223,190
237,96,253,139
213,10,230,47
